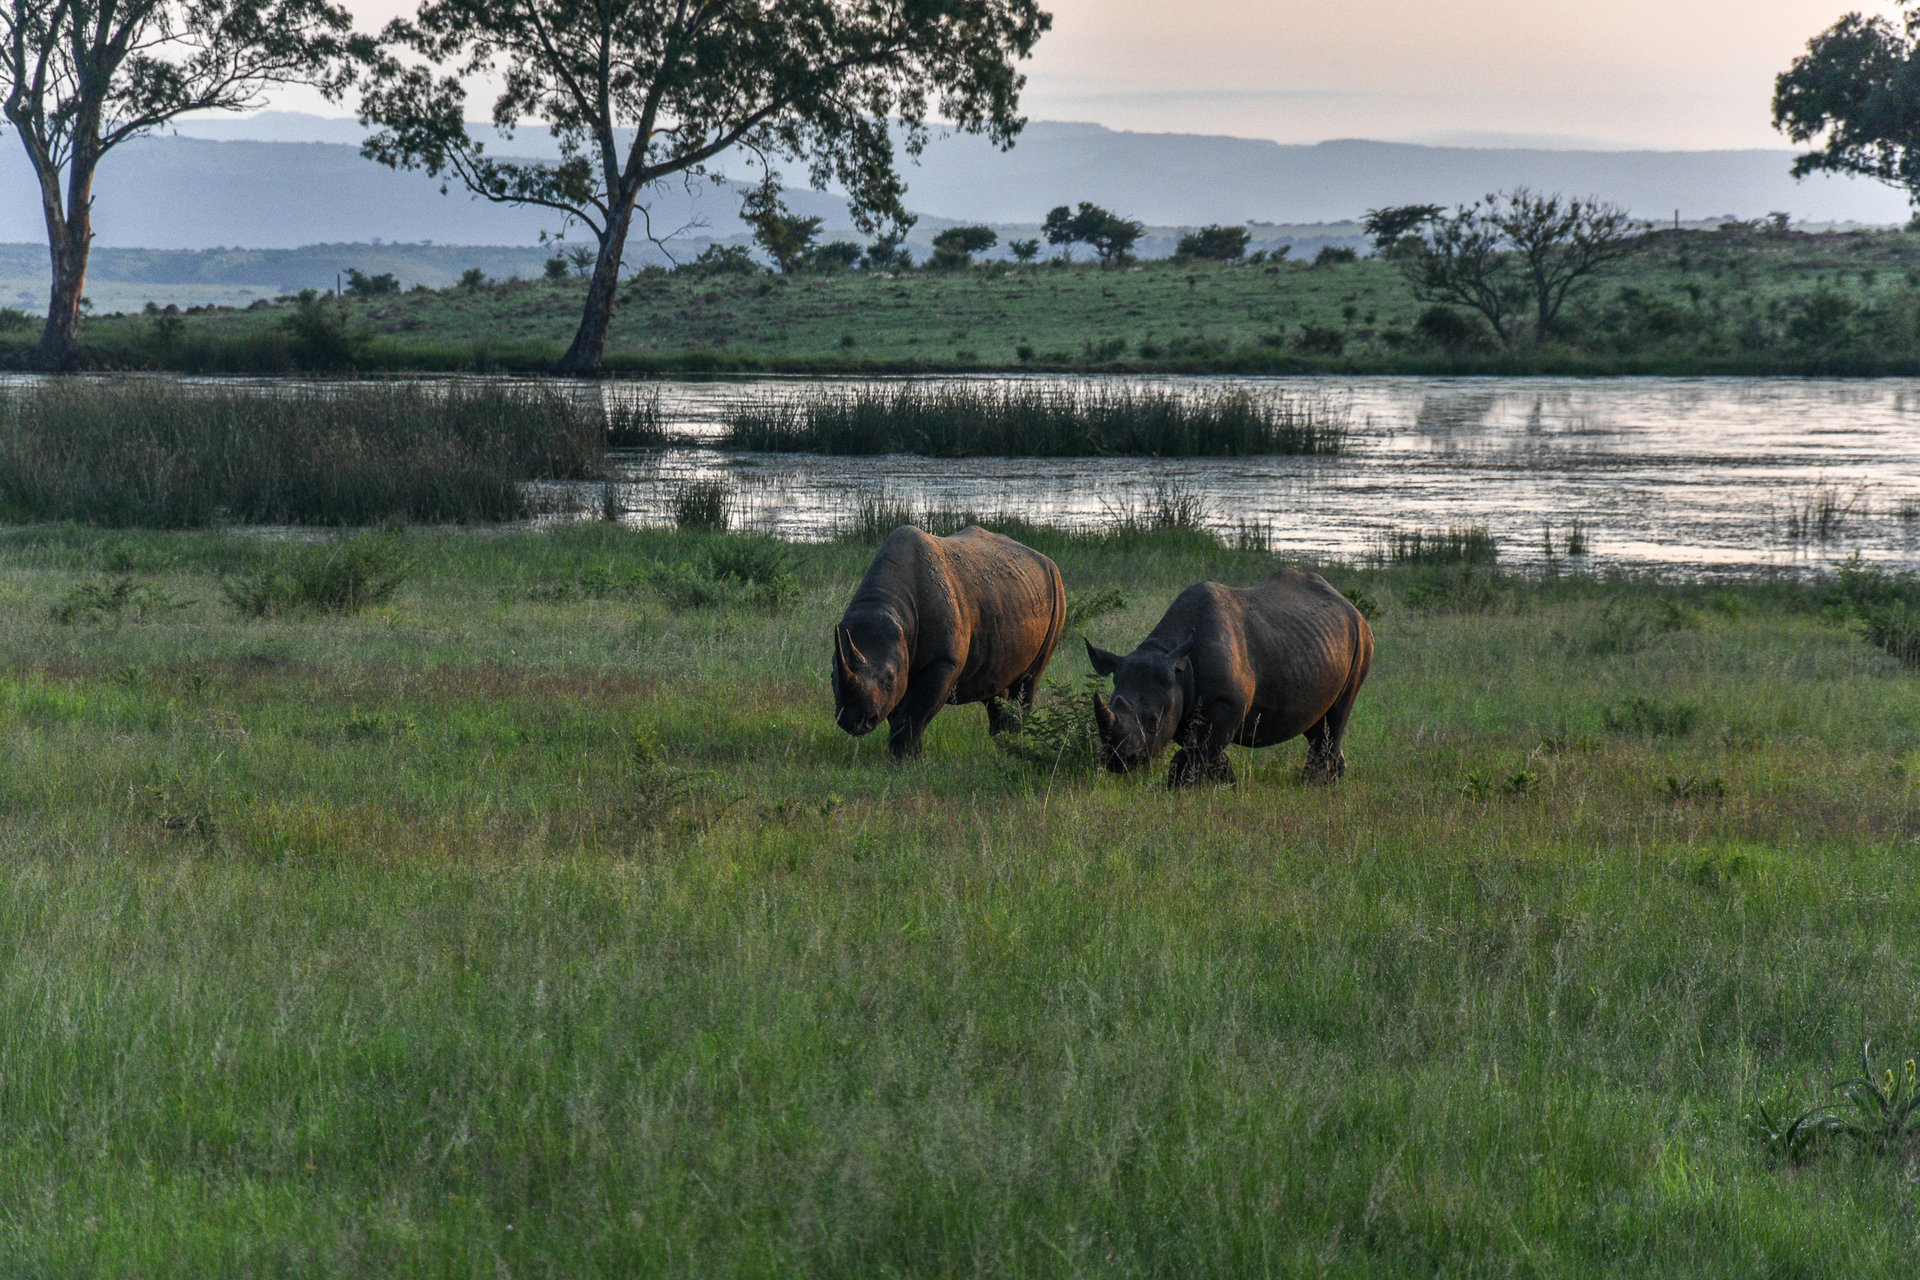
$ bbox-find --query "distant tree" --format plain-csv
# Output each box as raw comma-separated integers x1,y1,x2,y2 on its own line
741,184,824,274
930,225,999,268
1398,189,1642,345
1361,204,1443,256
1008,238,1041,263
456,267,489,291
1043,203,1143,264
1312,246,1358,266
1,0,363,369
345,268,401,296
861,229,916,272
1774,5,1920,209
563,244,596,277
544,255,571,280
360,0,1052,374
1175,225,1251,260
678,244,760,277
813,241,863,272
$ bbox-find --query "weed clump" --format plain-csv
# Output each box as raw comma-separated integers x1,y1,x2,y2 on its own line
724,383,1347,457
669,479,733,532
1832,560,1920,668
1748,1043,1920,1165
223,533,412,618
991,678,1105,773
50,577,192,626
1374,525,1499,567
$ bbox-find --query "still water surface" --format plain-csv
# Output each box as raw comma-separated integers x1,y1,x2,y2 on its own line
593,376,1920,577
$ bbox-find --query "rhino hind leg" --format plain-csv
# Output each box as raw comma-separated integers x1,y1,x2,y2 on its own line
1301,703,1355,783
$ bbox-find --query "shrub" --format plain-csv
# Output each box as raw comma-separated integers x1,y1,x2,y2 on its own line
223,533,412,618
0,307,33,333
344,269,400,297
1175,225,1251,261
50,577,192,626
1064,587,1128,632
281,290,369,369
990,677,1106,773
1313,246,1358,266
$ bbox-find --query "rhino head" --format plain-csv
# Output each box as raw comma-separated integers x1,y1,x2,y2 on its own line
1085,634,1194,773
833,620,909,738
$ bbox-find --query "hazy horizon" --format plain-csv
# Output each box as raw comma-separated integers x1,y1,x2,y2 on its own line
252,0,1875,152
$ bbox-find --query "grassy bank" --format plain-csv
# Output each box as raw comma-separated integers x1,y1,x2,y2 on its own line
0,517,1917,1274
16,225,1920,376
0,381,612,526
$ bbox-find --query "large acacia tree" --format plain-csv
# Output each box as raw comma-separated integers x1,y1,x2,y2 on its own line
361,0,1052,375
1774,4,1920,208
1,0,361,369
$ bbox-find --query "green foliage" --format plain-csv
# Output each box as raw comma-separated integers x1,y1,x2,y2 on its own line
990,677,1105,773
1007,238,1041,263
677,244,760,278
1775,8,1920,205
1833,559,1920,667
1747,1044,1920,1166
280,290,370,369
1362,205,1443,255
344,268,400,297
222,533,413,618
1043,203,1145,263
544,255,570,280
742,184,824,274
457,267,489,291
724,384,1346,457
0,307,33,332
1313,246,1358,266
1174,225,1251,261
649,536,797,612
930,225,999,269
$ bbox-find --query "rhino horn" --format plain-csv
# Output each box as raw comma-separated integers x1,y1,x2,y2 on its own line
840,628,868,668
833,627,855,681
1092,690,1116,736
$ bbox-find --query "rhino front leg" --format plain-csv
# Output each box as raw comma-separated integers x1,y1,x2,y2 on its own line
1165,700,1243,789
888,660,959,758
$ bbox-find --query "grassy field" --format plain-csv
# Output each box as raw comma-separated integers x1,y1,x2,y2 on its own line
15,224,1920,376
0,516,1917,1275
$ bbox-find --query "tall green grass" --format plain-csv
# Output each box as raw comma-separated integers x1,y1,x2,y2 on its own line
723,383,1348,456
0,380,605,526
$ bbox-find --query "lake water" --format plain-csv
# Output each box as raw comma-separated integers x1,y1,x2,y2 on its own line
8,372,1919,576
586,376,1920,578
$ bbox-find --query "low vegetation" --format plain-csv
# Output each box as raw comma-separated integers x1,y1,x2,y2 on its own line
723,382,1348,456
0,516,1916,1273
0,380,606,526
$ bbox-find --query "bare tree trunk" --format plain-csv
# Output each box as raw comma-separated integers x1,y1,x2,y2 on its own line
555,205,635,376
30,151,96,373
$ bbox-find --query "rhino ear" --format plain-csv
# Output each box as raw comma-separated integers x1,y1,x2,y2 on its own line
1167,633,1196,667
1084,637,1120,676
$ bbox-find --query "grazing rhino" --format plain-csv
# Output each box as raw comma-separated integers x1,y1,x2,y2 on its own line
833,525,1066,757
1085,568,1372,787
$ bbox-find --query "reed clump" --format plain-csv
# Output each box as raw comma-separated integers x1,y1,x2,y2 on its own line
0,380,605,527
723,383,1347,457
1373,525,1500,567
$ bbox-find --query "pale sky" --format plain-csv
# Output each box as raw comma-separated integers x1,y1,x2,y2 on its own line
287,0,1873,150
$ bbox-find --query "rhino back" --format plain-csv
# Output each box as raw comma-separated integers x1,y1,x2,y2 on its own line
934,527,1065,698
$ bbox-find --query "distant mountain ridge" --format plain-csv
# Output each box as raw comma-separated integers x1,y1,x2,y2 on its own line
0,112,1907,254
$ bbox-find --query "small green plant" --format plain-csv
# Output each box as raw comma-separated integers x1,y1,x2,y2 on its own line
223,533,412,619
1064,587,1128,632
991,677,1105,773
1747,1044,1920,1165
49,576,191,626
1604,696,1700,738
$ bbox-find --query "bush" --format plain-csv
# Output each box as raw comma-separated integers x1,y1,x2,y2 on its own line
344,269,400,297
50,577,192,626
0,307,33,333
1603,695,1700,738
1175,225,1251,261
1414,305,1486,351
223,533,412,618
1313,246,1358,266
991,677,1106,773
281,291,369,370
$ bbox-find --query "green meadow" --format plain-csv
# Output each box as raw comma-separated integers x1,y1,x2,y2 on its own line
18,224,1920,375
1,517,1917,1275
